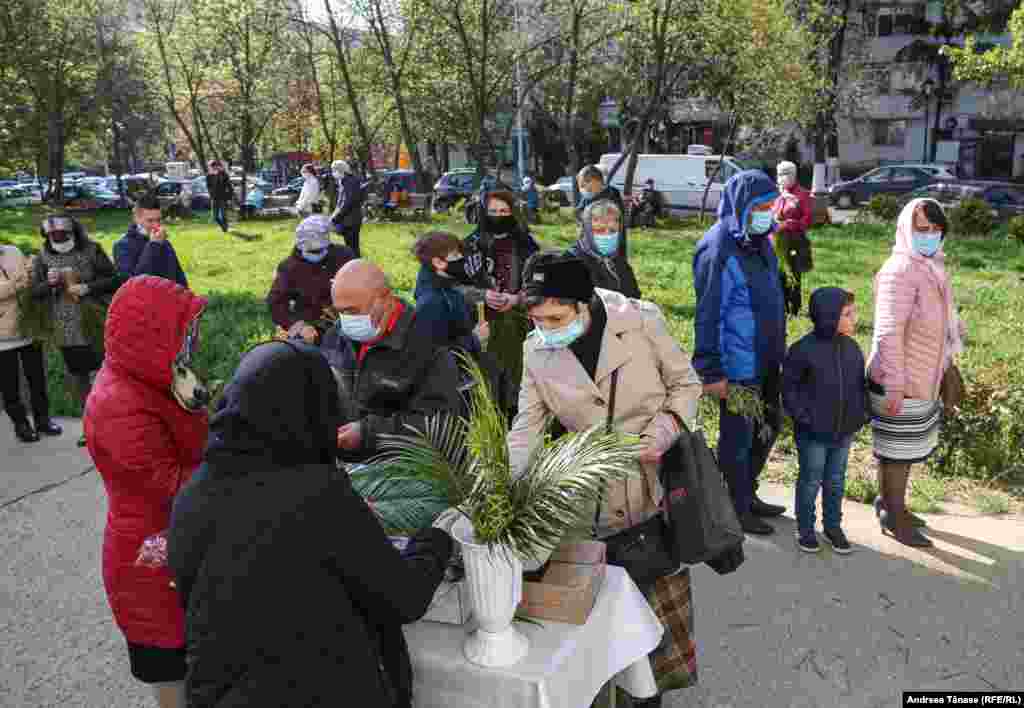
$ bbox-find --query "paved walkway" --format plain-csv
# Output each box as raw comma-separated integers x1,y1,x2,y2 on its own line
2,421,1021,707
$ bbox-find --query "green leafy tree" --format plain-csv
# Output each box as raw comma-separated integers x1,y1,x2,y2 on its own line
0,0,104,201
944,1,1024,87
693,0,826,218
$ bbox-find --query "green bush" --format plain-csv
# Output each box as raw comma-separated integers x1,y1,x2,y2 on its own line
1008,215,1024,245
866,194,901,221
929,364,1024,485
845,475,879,504
948,197,996,236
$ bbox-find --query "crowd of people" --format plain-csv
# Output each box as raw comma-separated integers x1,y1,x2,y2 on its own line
0,158,966,708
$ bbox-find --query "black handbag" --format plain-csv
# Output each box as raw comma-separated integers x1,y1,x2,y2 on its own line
597,370,678,589
658,421,745,568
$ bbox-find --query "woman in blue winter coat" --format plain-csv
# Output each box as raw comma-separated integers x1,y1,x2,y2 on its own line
782,287,870,554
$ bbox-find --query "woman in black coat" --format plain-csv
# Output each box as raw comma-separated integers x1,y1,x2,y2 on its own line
168,341,453,708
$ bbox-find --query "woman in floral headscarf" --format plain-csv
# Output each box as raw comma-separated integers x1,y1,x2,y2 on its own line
868,198,965,547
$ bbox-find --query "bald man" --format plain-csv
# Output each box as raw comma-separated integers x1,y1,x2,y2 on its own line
320,259,463,462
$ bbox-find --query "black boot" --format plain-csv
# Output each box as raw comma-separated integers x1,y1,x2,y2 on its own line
751,496,786,517
14,421,40,443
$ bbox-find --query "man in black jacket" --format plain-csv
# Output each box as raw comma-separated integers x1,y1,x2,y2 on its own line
321,259,463,462
205,160,233,233
330,159,364,257
113,193,189,287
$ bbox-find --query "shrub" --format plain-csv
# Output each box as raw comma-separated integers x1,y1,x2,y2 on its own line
929,364,1024,485
948,197,996,236
1008,215,1024,245
845,474,879,504
973,491,1011,515
866,194,901,221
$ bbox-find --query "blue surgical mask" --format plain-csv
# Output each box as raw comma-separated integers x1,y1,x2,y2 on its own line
593,232,619,256
336,314,380,342
538,315,585,349
911,231,942,257
579,190,594,201
748,210,774,235
301,249,327,263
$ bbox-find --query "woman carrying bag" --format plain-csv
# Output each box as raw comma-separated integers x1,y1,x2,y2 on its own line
507,252,702,705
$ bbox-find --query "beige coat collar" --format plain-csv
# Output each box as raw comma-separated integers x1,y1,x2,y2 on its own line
526,288,645,397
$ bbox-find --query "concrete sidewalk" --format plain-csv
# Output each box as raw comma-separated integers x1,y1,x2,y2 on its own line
2,422,1022,707
679,483,1023,707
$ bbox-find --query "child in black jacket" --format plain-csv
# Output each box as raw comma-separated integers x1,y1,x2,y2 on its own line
782,288,870,554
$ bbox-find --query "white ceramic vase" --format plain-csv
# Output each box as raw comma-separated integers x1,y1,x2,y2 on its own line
452,515,530,668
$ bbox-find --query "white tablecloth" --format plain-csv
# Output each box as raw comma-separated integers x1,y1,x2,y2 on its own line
404,566,663,708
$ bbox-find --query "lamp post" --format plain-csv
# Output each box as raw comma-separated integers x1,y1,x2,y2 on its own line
921,77,935,162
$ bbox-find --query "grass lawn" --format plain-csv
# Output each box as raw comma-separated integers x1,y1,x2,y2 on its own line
2,206,1022,511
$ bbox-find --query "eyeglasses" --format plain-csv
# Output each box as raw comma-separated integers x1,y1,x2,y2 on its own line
487,204,513,216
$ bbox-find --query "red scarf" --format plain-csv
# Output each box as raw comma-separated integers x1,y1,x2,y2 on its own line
357,301,406,363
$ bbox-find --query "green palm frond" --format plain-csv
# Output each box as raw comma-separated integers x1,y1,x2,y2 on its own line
373,412,475,508
358,351,646,558
501,426,645,560
349,468,450,535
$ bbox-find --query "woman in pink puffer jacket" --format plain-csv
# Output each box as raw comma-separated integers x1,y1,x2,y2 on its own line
867,198,965,547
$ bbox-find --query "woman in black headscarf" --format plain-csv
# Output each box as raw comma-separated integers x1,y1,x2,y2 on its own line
168,341,453,708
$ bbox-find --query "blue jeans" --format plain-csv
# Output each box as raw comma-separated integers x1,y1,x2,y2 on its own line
717,372,781,517
212,203,229,231
795,433,851,533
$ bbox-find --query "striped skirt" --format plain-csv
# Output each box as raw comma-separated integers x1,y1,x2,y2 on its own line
869,390,942,463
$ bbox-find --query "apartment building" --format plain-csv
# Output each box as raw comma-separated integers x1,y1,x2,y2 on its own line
838,0,1023,179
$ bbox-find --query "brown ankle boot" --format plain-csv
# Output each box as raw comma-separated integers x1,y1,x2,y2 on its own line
881,463,932,547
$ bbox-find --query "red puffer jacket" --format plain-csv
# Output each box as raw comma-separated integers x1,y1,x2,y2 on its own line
84,276,209,648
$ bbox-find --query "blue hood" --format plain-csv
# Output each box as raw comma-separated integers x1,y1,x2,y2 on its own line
716,170,779,247
809,287,849,340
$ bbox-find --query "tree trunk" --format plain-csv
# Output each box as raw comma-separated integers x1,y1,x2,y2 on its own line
442,142,450,172
699,114,738,223
323,0,375,171
112,120,125,203
930,59,947,163
812,110,828,194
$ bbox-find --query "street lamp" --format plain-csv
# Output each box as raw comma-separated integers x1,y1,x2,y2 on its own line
921,77,935,162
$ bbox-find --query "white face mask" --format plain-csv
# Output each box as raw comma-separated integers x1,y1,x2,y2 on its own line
51,238,75,254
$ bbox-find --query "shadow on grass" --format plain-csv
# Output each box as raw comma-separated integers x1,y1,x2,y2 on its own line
229,230,263,242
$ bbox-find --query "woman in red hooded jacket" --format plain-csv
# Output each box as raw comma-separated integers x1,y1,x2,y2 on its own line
84,276,209,708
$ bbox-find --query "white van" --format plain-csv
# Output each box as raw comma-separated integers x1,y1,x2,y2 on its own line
598,153,755,211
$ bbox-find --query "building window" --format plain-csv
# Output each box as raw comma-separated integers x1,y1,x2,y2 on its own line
873,120,907,147
871,4,926,37
865,65,891,95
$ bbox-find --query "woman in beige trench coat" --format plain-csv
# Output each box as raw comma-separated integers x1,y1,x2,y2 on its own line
507,252,702,706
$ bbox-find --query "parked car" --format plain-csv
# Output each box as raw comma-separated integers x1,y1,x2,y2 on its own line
433,168,482,211
897,163,958,180
62,184,125,210
154,179,211,211
16,184,43,204
829,165,938,208
598,152,754,211
899,180,1024,222
0,186,35,208
545,176,574,206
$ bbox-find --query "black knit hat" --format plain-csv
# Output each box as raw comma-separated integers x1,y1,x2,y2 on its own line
523,256,594,302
